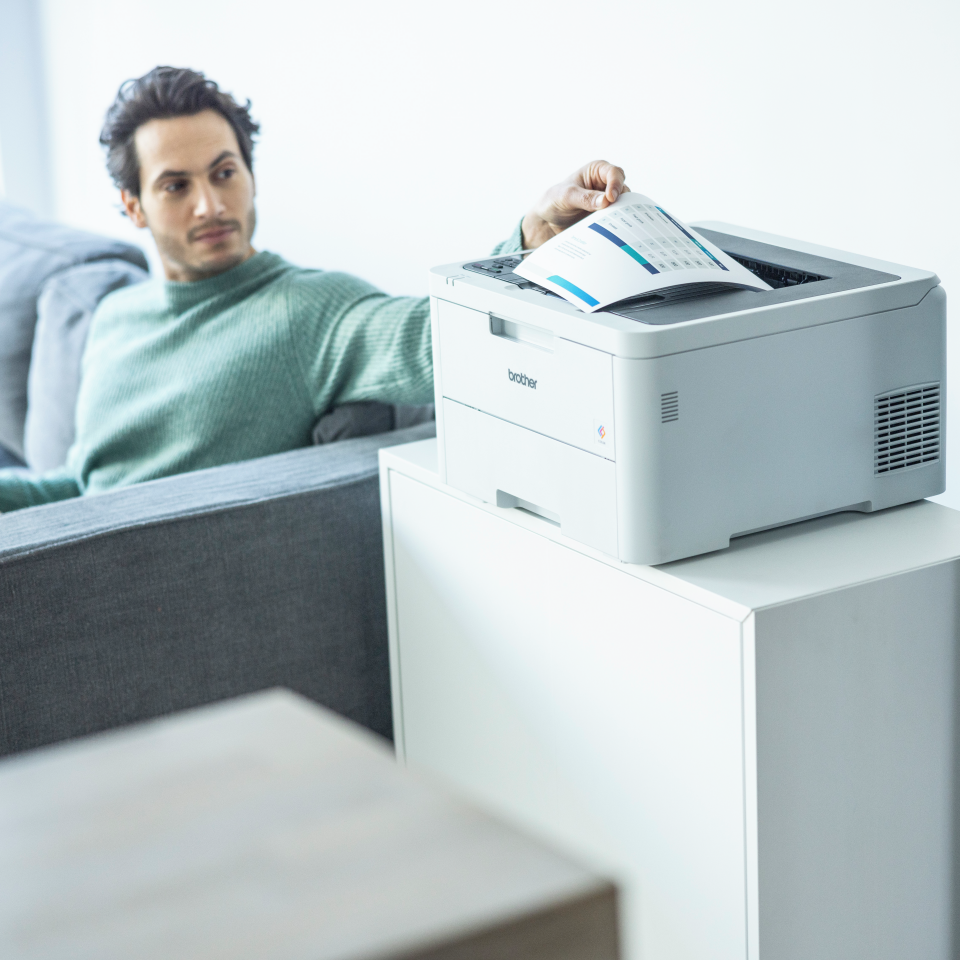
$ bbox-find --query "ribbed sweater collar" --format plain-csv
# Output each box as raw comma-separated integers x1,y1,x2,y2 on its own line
163,250,285,311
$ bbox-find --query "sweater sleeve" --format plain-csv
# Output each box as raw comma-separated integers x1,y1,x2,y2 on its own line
290,224,525,414
0,465,81,513
490,219,525,256
289,272,434,413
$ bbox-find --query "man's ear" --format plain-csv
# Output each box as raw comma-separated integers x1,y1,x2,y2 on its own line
121,189,147,228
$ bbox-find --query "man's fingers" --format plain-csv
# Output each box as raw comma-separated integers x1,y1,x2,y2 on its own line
526,162,630,246
601,163,627,202
580,160,627,203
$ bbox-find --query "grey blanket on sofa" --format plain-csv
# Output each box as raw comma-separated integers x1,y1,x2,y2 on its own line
0,202,148,467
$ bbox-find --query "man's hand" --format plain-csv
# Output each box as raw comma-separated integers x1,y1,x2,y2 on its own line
521,160,628,250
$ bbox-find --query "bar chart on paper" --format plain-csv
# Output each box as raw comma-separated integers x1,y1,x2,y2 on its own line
590,200,729,275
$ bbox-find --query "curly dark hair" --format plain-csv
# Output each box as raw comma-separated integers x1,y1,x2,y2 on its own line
100,66,260,196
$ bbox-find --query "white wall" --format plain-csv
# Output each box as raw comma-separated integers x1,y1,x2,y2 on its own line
32,0,960,506
0,0,52,214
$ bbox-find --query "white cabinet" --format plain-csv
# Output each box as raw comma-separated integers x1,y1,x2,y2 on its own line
380,439,960,960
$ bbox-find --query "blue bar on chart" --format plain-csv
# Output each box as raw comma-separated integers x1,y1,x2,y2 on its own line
547,275,599,307
588,224,660,275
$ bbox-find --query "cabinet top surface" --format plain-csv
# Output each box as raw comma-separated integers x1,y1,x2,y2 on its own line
382,439,960,614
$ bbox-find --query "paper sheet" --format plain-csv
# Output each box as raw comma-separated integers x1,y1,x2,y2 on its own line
515,193,771,312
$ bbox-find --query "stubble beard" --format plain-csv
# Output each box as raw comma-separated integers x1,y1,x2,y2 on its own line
154,203,258,283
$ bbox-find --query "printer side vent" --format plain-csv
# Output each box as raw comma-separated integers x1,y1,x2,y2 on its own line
874,382,941,474
661,391,679,423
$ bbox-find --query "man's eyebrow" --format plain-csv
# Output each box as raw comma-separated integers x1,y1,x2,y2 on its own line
153,152,238,183
208,150,238,170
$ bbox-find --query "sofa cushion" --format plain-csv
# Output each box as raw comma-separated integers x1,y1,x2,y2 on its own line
24,258,149,472
0,202,148,459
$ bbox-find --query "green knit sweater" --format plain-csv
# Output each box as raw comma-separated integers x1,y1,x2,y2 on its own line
0,226,522,512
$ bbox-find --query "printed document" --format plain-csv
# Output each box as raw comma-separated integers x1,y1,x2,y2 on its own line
515,193,771,312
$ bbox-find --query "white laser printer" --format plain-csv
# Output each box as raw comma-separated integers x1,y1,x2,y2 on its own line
429,222,946,564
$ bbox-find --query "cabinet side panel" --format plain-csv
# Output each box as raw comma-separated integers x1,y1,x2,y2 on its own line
380,461,406,761
429,297,447,483
741,615,760,960
389,471,747,960
755,563,958,960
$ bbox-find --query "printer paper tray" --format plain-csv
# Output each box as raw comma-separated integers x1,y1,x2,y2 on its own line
442,399,619,558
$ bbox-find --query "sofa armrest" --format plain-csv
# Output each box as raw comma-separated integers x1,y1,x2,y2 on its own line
0,423,435,756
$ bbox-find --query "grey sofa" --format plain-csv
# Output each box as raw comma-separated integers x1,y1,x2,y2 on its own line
0,422,434,756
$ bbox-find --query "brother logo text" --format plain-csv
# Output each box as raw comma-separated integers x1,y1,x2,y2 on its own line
508,369,537,390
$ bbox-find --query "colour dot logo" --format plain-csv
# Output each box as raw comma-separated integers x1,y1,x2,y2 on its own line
594,419,610,447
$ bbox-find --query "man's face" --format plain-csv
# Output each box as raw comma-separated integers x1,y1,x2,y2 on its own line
122,110,257,282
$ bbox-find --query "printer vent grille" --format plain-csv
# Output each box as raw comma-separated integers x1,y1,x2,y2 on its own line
874,382,941,474
661,391,679,423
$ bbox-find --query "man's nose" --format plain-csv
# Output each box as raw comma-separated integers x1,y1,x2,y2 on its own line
194,182,225,219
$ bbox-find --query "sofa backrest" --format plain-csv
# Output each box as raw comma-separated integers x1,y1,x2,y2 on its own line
0,202,149,461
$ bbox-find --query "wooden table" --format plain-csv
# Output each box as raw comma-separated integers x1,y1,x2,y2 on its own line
0,689,618,960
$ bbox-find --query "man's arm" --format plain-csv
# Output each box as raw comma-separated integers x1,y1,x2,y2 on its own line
292,276,435,412
0,465,81,513
292,160,628,412
289,226,527,412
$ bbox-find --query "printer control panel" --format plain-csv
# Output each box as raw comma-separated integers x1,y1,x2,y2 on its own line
463,256,523,281
462,257,564,301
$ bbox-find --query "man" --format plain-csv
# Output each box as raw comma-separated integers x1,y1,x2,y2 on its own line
0,66,627,511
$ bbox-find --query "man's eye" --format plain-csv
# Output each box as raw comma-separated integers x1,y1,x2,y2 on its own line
164,180,187,193
217,167,236,180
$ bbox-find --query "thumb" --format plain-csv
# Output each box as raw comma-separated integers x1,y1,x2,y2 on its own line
562,183,608,214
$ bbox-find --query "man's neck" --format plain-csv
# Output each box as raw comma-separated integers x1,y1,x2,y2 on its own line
162,245,257,283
